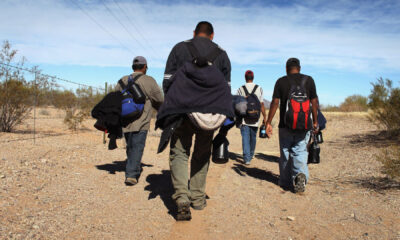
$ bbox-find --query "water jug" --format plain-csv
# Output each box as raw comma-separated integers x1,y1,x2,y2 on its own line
259,125,267,138
307,136,320,164
212,136,229,164
316,131,324,144
129,83,146,104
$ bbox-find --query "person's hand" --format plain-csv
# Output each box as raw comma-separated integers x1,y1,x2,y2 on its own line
313,122,319,135
263,118,267,126
266,122,273,138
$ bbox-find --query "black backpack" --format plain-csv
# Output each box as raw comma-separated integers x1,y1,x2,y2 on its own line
243,85,261,121
284,76,312,130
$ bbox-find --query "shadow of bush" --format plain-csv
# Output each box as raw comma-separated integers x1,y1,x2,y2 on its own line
343,177,400,192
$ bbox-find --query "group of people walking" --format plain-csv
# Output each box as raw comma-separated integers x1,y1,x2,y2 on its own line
95,21,319,221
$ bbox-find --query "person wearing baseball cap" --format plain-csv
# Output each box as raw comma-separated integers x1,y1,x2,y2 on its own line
237,70,267,165
132,56,147,66
115,56,164,186
265,57,319,193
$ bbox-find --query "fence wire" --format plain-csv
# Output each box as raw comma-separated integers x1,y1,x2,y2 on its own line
0,62,107,144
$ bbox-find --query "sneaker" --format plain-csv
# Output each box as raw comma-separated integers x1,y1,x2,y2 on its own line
294,173,306,193
176,201,191,221
125,177,138,186
191,199,207,210
244,161,251,165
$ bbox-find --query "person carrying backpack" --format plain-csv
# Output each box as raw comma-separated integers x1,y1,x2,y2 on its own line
115,56,164,186
265,58,319,193
161,21,232,221
237,70,267,165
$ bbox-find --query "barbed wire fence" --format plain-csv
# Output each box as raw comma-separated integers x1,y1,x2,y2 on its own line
0,62,108,144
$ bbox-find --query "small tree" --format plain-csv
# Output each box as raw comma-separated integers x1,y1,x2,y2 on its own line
368,78,400,135
0,41,32,132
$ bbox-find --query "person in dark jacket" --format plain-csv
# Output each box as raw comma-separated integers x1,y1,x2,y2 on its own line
163,21,231,221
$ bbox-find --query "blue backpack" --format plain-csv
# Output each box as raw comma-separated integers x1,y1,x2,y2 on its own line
118,75,146,123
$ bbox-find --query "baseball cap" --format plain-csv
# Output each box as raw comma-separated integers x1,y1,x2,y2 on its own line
245,70,254,80
286,58,300,68
133,56,147,65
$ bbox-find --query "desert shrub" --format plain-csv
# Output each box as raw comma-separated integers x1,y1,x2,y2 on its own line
29,67,54,107
0,79,33,132
75,87,104,115
39,109,50,116
55,87,104,130
63,108,86,131
368,78,400,135
339,95,368,112
321,104,340,112
52,90,77,109
377,146,400,180
0,41,33,132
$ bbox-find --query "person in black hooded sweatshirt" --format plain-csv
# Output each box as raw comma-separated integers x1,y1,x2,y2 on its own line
162,21,231,221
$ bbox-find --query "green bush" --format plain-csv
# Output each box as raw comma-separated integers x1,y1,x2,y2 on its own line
0,41,33,132
0,79,33,132
52,90,78,110
53,87,104,131
339,95,368,112
368,78,400,135
377,146,400,180
63,108,86,131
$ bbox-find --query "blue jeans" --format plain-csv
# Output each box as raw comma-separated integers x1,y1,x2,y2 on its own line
124,130,148,179
240,125,258,163
278,128,310,187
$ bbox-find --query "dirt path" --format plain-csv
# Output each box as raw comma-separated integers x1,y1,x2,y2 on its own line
1,111,399,239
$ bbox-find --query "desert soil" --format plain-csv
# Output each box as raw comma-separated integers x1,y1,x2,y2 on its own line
1,109,399,240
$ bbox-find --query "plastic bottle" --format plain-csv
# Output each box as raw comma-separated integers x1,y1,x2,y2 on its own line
259,124,267,138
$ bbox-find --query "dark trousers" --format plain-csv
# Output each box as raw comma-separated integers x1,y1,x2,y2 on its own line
124,130,148,179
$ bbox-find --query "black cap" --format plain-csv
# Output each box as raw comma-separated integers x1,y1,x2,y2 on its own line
286,58,300,68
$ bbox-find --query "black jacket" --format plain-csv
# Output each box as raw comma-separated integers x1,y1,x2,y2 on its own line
156,37,233,153
156,60,234,126
91,91,123,150
163,36,231,93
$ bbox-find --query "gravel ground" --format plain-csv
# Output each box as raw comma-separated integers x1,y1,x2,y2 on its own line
1,109,399,239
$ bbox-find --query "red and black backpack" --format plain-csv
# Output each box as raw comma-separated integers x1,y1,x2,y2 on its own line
284,76,312,130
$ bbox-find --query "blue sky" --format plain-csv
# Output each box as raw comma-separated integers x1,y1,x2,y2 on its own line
1,0,400,105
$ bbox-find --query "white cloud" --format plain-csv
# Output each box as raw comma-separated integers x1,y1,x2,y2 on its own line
0,0,399,73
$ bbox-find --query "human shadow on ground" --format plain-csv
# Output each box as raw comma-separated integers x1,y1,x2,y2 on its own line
254,153,279,163
232,163,279,186
228,152,244,163
229,152,279,163
95,160,153,174
345,130,399,148
13,129,59,135
144,170,176,219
